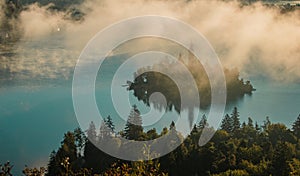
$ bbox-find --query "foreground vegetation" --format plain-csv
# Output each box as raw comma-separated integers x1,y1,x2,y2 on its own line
2,106,300,176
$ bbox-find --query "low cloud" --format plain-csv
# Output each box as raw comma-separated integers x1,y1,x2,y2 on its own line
1,0,300,82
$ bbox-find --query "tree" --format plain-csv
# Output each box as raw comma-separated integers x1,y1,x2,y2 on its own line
247,117,253,128
267,123,296,146
292,114,300,138
73,127,85,157
84,136,102,173
239,159,270,176
41,111,300,176
271,142,294,176
123,105,144,140
83,121,105,172
105,115,115,133
231,107,240,132
47,132,77,176
47,151,58,176
221,114,233,133
170,121,176,130
146,128,159,140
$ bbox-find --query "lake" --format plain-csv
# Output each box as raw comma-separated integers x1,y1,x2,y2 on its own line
0,38,300,173
0,59,300,174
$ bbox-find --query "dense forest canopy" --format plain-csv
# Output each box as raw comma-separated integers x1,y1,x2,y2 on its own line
2,107,300,176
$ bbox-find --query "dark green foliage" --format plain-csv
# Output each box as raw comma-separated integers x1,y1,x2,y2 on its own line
42,108,300,176
292,114,300,138
105,115,115,133
122,105,144,141
129,58,255,113
247,117,253,128
220,107,241,134
46,131,77,176
74,128,85,157
231,107,241,132
146,128,159,140
83,122,117,174
221,114,233,133
169,121,176,130
271,142,294,176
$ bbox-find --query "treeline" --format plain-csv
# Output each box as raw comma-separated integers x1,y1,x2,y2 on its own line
7,106,300,176
129,55,254,111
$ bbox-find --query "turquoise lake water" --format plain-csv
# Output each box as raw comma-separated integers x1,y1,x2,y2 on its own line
1,79,300,174
0,57,299,174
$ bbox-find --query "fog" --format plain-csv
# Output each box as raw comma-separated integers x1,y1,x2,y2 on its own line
1,0,300,82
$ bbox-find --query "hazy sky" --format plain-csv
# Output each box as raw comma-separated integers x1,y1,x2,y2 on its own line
0,0,299,82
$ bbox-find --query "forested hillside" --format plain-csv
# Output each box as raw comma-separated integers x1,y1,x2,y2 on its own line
2,107,299,176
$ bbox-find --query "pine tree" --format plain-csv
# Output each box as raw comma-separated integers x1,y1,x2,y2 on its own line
105,115,115,133
59,132,77,161
221,114,233,133
74,128,85,157
83,121,104,173
123,105,144,140
47,132,77,176
292,114,300,138
247,117,254,128
231,107,240,132
271,142,293,176
170,121,176,130
47,151,58,176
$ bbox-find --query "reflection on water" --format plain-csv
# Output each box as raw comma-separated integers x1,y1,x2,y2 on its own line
0,37,299,174
1,78,300,174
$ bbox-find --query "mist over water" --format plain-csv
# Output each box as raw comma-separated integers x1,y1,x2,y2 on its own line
0,0,300,174
1,0,300,83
